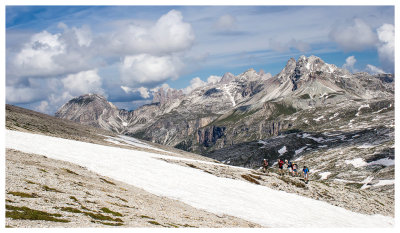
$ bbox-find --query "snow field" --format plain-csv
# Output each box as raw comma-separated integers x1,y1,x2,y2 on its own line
6,130,394,227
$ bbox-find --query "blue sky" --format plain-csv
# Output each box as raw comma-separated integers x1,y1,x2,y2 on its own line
5,5,395,113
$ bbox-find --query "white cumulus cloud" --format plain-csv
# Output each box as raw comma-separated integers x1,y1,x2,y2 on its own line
376,24,394,73
183,75,222,94
330,18,377,51
120,54,183,87
365,64,385,75
107,10,194,55
342,56,357,72
61,69,104,97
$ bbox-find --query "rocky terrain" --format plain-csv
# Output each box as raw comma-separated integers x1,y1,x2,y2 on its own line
5,105,394,228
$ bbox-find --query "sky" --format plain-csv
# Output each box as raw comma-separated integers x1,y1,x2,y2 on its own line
5,4,395,114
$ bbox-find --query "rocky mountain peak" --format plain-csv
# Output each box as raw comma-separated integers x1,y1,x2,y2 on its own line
220,72,235,83
152,87,184,105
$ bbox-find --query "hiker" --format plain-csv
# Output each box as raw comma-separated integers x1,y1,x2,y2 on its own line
303,166,309,184
292,162,298,177
286,160,293,176
262,159,269,173
278,159,284,175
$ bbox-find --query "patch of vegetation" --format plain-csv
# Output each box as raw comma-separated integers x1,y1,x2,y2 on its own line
345,182,364,189
25,180,38,185
241,174,260,185
99,222,124,226
101,207,123,217
148,220,161,226
140,215,154,219
6,205,69,222
100,178,116,185
60,207,83,213
116,196,128,203
42,185,62,193
268,103,297,120
70,196,79,202
63,168,79,175
38,168,47,173
299,94,311,99
167,223,179,228
84,212,123,222
8,191,38,198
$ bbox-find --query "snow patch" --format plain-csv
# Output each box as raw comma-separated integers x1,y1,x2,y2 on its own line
295,146,307,155
313,116,324,122
5,130,394,227
345,158,367,168
368,158,395,167
373,180,395,187
278,146,287,155
361,176,374,190
357,143,375,149
319,172,331,180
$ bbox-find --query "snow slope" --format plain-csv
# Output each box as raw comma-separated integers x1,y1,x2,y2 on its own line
6,130,394,227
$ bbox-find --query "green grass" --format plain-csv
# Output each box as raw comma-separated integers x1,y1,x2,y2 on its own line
42,185,62,193
84,212,123,222
8,191,38,198
6,205,69,222
148,220,161,226
299,94,311,99
99,222,124,226
101,207,123,217
100,178,116,185
63,168,79,175
60,207,83,213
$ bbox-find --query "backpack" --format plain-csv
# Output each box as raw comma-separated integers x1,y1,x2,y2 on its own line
288,161,292,168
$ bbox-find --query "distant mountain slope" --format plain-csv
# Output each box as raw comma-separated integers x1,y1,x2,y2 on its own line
55,55,394,156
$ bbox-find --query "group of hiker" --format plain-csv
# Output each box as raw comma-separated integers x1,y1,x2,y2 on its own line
262,158,309,184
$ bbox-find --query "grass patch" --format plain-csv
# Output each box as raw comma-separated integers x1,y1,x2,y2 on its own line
60,207,83,213
25,180,38,185
140,215,154,219
38,168,47,173
241,174,260,185
6,205,69,222
345,182,364,189
84,212,123,222
70,196,79,202
167,223,179,228
42,185,62,193
148,220,161,226
249,174,262,180
8,191,38,198
100,178,116,185
116,196,128,203
299,94,311,99
186,163,198,169
63,168,79,175
101,207,123,217
99,222,124,226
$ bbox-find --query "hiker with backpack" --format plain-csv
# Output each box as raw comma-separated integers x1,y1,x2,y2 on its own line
262,159,269,173
303,166,309,184
286,160,293,176
278,159,284,175
292,162,299,177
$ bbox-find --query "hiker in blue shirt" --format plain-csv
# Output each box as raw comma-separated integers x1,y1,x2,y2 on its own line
303,166,309,184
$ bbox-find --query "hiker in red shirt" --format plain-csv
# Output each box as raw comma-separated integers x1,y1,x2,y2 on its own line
278,159,285,176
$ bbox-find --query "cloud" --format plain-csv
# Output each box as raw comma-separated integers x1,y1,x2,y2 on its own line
342,56,357,72
330,18,377,51
120,54,184,87
61,69,104,97
215,14,236,30
365,64,385,75
183,75,222,94
121,86,150,99
35,100,49,113
376,24,394,72
106,10,194,55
